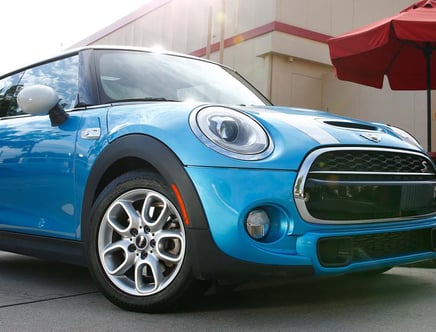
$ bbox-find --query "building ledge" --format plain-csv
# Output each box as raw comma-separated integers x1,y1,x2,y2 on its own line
190,21,332,61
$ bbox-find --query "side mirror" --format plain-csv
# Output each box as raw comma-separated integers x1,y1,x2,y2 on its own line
17,85,69,126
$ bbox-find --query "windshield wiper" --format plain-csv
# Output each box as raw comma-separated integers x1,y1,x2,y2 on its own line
110,97,180,103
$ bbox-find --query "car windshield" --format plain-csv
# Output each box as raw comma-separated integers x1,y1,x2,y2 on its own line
96,50,269,106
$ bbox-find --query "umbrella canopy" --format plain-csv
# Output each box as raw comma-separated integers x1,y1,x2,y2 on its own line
328,0,436,151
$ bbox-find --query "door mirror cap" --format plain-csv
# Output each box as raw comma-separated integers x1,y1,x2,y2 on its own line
17,84,59,115
17,84,69,126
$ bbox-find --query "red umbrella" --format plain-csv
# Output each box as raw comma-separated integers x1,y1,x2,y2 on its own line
328,0,436,151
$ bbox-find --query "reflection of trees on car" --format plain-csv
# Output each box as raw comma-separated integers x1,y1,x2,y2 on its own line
0,72,23,117
0,56,78,118
0,85,23,117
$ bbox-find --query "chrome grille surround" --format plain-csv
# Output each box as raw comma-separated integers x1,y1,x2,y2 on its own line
294,147,436,224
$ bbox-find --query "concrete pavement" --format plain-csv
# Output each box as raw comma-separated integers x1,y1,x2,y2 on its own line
1,251,436,331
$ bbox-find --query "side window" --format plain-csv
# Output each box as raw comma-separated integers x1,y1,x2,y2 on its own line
19,55,79,111
0,72,23,117
4,55,79,117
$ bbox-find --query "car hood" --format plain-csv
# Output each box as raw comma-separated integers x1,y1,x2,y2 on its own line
245,104,418,148
106,102,424,170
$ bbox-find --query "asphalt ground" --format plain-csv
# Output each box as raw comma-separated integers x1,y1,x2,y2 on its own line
1,251,436,331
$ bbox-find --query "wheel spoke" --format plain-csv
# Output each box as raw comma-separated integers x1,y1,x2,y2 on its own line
107,200,141,237
102,239,136,276
154,230,185,263
141,193,171,232
135,254,165,294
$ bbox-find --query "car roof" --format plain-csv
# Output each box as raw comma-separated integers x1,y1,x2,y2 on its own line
0,45,229,79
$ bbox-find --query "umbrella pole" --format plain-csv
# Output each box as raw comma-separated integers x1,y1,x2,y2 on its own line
424,43,432,152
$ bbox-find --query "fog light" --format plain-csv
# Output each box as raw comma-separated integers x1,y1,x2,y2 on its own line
246,209,270,240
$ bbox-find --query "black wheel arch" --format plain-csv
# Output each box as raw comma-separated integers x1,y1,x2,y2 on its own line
81,134,208,240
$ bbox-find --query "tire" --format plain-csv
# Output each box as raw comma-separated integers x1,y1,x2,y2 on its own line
87,170,206,312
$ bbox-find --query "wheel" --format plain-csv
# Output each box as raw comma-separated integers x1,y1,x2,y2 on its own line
87,170,206,312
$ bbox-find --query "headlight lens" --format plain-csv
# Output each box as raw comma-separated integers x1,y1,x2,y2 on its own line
190,106,273,160
388,125,421,148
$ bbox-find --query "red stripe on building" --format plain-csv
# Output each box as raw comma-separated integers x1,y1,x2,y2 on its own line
190,21,332,57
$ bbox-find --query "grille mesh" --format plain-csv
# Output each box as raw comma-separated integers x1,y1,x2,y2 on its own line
310,150,435,173
318,229,434,267
352,229,431,259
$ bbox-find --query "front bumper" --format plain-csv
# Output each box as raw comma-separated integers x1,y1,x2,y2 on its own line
186,166,436,278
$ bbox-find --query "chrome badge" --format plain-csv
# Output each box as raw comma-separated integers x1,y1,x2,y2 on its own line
360,133,382,143
420,160,431,173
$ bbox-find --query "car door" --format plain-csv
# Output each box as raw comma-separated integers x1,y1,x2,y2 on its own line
0,55,81,239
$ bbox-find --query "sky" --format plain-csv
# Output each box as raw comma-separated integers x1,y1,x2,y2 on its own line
1,0,150,75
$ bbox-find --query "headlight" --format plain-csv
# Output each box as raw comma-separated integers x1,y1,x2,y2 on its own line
190,106,273,160
388,125,421,149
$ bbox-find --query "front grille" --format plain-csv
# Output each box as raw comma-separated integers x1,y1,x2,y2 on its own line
294,147,436,224
318,228,435,267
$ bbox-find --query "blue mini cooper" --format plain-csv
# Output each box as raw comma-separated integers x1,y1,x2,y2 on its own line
0,46,435,312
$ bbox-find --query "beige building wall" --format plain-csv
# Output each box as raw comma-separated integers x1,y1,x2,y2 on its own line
73,0,435,150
